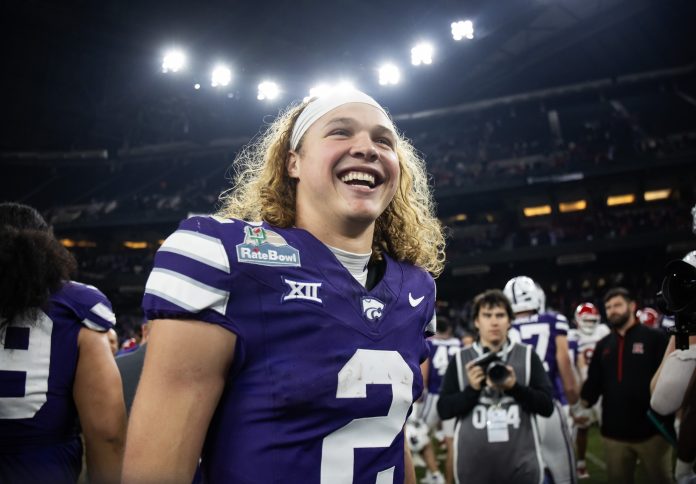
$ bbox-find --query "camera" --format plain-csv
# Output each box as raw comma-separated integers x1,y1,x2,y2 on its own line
660,258,696,350
470,351,511,386
658,204,696,350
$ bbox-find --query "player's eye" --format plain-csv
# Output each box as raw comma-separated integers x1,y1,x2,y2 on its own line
375,137,394,148
329,128,350,137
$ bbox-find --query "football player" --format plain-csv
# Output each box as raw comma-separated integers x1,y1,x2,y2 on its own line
572,302,610,479
123,89,447,483
419,316,461,484
505,276,578,484
0,203,126,483
637,307,661,330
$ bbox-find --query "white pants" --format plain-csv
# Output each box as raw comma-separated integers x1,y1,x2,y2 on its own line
420,393,455,438
536,401,577,484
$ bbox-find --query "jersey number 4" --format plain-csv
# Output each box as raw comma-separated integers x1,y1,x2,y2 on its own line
321,349,414,484
0,313,53,419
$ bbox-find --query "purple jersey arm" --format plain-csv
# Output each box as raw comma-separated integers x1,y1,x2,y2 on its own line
0,281,115,482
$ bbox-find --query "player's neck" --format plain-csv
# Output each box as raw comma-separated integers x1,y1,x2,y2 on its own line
296,214,375,253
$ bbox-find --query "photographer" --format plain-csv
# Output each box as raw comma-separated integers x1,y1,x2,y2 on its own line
438,290,553,483
651,250,696,483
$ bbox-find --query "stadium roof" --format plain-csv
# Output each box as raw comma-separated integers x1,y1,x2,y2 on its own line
1,0,694,152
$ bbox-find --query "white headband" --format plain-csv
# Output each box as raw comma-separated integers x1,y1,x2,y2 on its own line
290,90,393,150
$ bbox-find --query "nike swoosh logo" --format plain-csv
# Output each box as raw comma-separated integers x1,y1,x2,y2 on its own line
409,293,425,307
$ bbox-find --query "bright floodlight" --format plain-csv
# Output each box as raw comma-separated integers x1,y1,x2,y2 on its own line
304,82,357,102
308,84,330,99
211,64,232,87
451,20,474,40
411,43,434,66
378,64,400,86
335,80,356,92
162,49,186,73
194,83,201,90
257,81,280,101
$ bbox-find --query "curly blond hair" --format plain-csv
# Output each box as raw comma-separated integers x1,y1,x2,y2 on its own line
217,99,446,276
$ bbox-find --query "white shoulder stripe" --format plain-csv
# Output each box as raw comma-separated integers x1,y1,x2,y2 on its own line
159,230,230,274
556,322,569,331
145,268,229,316
208,214,235,224
82,318,108,332
90,302,116,324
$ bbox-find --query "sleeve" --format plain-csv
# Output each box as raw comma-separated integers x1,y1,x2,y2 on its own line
423,275,437,337
581,337,604,406
506,350,554,417
64,282,116,332
437,352,481,420
554,313,569,336
142,216,238,334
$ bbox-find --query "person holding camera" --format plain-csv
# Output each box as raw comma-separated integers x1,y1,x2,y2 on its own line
438,289,554,484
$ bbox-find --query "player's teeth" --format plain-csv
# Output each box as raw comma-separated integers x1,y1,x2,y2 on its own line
340,171,376,186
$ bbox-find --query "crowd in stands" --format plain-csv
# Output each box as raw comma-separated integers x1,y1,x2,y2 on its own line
447,202,694,256
11,87,689,228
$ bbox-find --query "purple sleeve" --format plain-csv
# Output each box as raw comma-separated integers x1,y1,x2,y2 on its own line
554,313,569,336
60,282,116,332
142,216,242,336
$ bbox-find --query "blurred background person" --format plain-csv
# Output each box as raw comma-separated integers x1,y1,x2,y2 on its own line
505,275,579,483
578,287,671,483
438,289,553,484
0,203,126,483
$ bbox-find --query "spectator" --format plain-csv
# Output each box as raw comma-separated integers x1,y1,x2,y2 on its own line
578,287,671,483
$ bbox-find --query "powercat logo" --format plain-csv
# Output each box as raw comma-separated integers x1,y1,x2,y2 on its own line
361,297,385,322
236,225,301,267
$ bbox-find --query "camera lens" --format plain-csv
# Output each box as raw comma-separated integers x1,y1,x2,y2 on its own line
487,361,510,386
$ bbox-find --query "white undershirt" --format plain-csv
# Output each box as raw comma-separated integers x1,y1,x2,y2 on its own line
327,245,372,287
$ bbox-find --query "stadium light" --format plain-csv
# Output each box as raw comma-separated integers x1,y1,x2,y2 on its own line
304,81,357,102
523,205,552,217
257,81,280,101
451,20,474,41
194,83,201,90
307,84,331,101
411,43,434,66
211,64,232,87
559,200,587,213
378,63,400,86
644,189,671,201
335,80,356,92
606,194,635,206
161,49,187,73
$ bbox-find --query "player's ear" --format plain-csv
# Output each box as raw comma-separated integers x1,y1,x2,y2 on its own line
286,150,300,179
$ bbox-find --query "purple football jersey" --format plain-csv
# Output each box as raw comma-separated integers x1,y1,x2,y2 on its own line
143,216,436,484
510,311,569,402
426,337,461,394
0,281,115,483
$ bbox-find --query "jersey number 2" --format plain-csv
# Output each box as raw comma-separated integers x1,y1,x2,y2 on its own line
321,349,414,484
0,313,53,419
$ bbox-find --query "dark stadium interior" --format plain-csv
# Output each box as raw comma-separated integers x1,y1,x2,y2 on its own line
3,0,696,341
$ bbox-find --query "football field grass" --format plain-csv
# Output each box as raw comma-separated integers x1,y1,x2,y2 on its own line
417,425,659,483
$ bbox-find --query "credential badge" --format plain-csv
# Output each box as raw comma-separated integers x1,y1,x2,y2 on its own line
236,225,301,267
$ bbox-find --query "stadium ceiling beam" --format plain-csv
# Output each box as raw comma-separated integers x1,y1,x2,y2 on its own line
466,0,652,97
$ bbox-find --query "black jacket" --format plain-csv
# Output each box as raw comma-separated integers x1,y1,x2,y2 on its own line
581,322,668,441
